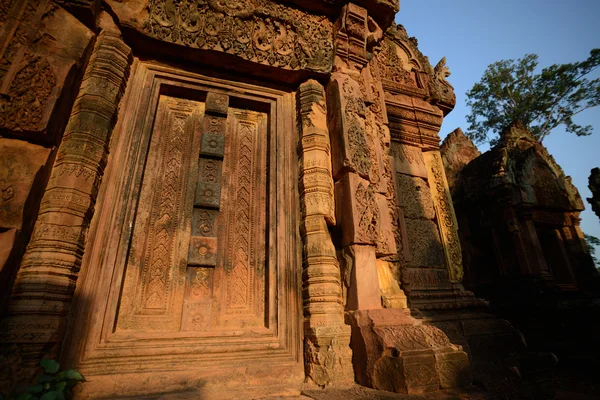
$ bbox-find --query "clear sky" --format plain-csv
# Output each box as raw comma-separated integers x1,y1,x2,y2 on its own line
396,0,600,259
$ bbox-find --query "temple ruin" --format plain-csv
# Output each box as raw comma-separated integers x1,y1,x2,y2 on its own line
0,0,559,398
442,122,600,384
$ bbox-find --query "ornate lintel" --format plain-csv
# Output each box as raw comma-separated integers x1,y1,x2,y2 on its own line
140,0,334,73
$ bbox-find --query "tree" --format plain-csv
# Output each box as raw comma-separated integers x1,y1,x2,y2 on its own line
465,49,600,145
585,233,600,269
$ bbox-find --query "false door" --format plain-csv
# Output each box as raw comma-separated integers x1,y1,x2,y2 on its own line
116,93,269,335
65,63,301,386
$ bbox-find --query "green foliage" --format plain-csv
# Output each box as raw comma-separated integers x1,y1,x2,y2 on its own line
585,233,600,268
466,49,600,144
5,359,84,400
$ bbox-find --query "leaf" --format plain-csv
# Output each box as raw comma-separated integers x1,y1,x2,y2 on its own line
37,375,54,384
14,394,33,400
40,392,57,400
26,384,43,394
65,370,84,381
55,381,67,392
40,359,59,374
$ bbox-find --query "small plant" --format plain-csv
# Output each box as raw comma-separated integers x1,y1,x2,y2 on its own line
6,359,85,400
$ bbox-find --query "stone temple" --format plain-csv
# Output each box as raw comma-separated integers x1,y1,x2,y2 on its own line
0,0,575,398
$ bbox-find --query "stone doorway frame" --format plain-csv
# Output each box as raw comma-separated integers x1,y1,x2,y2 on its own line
60,61,303,396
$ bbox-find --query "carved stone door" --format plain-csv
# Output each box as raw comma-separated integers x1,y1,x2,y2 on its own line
64,63,301,396
115,94,269,335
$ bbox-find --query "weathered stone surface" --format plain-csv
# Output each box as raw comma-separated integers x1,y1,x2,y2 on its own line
405,219,445,268
395,174,435,220
589,167,600,221
390,142,428,178
377,259,407,309
53,0,100,29
378,24,456,121
348,309,470,394
0,1,94,142
0,139,51,229
440,128,480,193
343,245,382,311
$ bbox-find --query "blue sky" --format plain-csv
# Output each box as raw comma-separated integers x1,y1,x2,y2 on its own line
396,0,600,258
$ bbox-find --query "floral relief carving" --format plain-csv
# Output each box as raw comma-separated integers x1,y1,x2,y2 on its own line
142,0,333,72
356,180,378,243
377,39,416,87
424,151,463,282
0,52,56,131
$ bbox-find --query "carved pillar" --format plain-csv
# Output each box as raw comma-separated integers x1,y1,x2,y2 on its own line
298,80,353,386
423,150,464,283
328,3,396,312
0,13,132,365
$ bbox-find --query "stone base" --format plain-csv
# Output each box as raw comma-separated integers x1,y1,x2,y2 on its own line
409,284,559,399
347,309,471,394
304,324,354,387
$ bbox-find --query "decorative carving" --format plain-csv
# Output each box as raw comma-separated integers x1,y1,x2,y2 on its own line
377,23,455,115
219,109,267,322
117,96,201,330
0,19,132,362
297,79,352,386
355,179,378,243
0,52,56,131
423,151,463,283
141,0,333,72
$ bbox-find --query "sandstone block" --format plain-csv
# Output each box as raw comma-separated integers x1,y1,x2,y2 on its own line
335,173,396,256
395,174,435,219
405,218,446,268
0,139,51,229
0,3,93,141
343,245,381,311
348,309,471,394
391,142,428,178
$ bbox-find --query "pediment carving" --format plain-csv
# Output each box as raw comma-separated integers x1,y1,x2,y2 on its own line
377,24,456,115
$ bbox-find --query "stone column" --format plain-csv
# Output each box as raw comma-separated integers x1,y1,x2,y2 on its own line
0,13,132,366
297,80,353,386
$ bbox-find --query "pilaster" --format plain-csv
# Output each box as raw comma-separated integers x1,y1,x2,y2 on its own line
0,13,132,367
297,79,353,386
